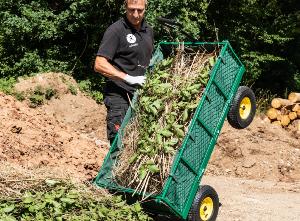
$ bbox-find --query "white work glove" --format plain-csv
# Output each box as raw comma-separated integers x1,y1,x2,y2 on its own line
123,74,146,86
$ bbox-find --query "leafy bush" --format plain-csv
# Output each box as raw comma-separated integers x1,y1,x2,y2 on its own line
45,87,57,100
0,77,16,95
29,94,44,107
67,84,78,95
78,78,105,103
13,91,25,101
0,0,299,99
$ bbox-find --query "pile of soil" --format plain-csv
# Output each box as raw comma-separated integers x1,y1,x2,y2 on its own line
207,116,300,182
0,72,299,185
0,73,108,181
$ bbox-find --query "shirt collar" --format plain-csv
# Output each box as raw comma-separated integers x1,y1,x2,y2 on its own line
123,17,148,32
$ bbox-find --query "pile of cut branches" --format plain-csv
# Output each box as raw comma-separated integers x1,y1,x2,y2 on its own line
114,45,218,197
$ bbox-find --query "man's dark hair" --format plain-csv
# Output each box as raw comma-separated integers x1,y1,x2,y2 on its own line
125,0,148,6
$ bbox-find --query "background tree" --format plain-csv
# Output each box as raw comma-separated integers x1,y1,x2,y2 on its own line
0,0,299,98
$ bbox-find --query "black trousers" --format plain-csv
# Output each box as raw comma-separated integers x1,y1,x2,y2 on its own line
104,85,133,144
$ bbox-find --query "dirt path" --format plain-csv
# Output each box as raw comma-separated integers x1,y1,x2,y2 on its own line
154,175,300,221
202,176,300,221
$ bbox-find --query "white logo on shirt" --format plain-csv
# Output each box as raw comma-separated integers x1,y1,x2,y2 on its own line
126,34,136,44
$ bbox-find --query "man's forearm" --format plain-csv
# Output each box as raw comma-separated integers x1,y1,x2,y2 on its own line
94,56,126,80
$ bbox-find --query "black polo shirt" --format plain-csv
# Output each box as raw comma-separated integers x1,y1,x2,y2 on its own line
97,17,154,94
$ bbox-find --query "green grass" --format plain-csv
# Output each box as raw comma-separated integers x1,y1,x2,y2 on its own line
254,88,276,113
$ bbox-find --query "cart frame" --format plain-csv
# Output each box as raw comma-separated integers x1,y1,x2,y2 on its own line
94,40,245,220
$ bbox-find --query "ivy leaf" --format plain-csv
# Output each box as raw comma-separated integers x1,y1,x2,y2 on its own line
1,216,17,221
174,128,185,138
167,138,179,146
60,197,75,204
156,133,163,145
2,204,15,213
139,168,147,180
163,145,175,154
209,56,215,67
183,109,189,121
133,203,142,212
152,99,162,110
22,196,34,204
147,164,160,173
149,105,158,115
45,179,60,187
160,129,173,137
128,153,138,164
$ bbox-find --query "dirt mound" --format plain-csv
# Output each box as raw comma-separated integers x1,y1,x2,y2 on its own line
15,72,76,95
0,73,108,181
207,115,300,182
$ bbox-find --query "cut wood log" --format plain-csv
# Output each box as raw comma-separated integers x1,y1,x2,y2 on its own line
297,110,300,118
288,92,300,102
271,120,282,127
288,111,298,120
266,108,280,120
271,98,293,109
291,119,300,131
280,115,290,126
280,107,290,115
277,113,282,121
292,103,300,112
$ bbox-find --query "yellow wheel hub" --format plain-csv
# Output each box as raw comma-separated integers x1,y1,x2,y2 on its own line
239,97,251,120
199,197,214,220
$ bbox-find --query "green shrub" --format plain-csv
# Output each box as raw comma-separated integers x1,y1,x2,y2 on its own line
78,80,91,93
33,85,44,96
78,79,105,103
68,84,78,95
0,77,16,95
29,94,44,107
45,87,57,100
91,91,103,104
13,91,25,101
0,0,299,98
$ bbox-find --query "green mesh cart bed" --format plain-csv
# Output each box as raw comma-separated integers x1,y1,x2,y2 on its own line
94,40,256,221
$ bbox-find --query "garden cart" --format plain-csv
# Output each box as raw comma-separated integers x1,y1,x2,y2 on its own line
94,18,256,221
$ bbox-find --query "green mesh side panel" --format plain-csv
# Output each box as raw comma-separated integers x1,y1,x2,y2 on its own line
94,41,245,219
161,42,245,218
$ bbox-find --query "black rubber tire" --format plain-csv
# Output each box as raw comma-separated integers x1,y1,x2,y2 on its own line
188,185,219,221
227,86,256,129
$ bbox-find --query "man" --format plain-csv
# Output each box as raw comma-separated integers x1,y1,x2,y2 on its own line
94,0,154,144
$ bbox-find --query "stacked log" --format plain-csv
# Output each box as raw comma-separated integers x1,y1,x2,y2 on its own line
266,92,300,128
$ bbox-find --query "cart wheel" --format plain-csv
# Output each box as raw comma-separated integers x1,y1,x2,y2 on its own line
188,185,219,221
227,86,256,129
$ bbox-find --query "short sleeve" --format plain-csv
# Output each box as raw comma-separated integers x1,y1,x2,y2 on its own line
97,26,120,60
